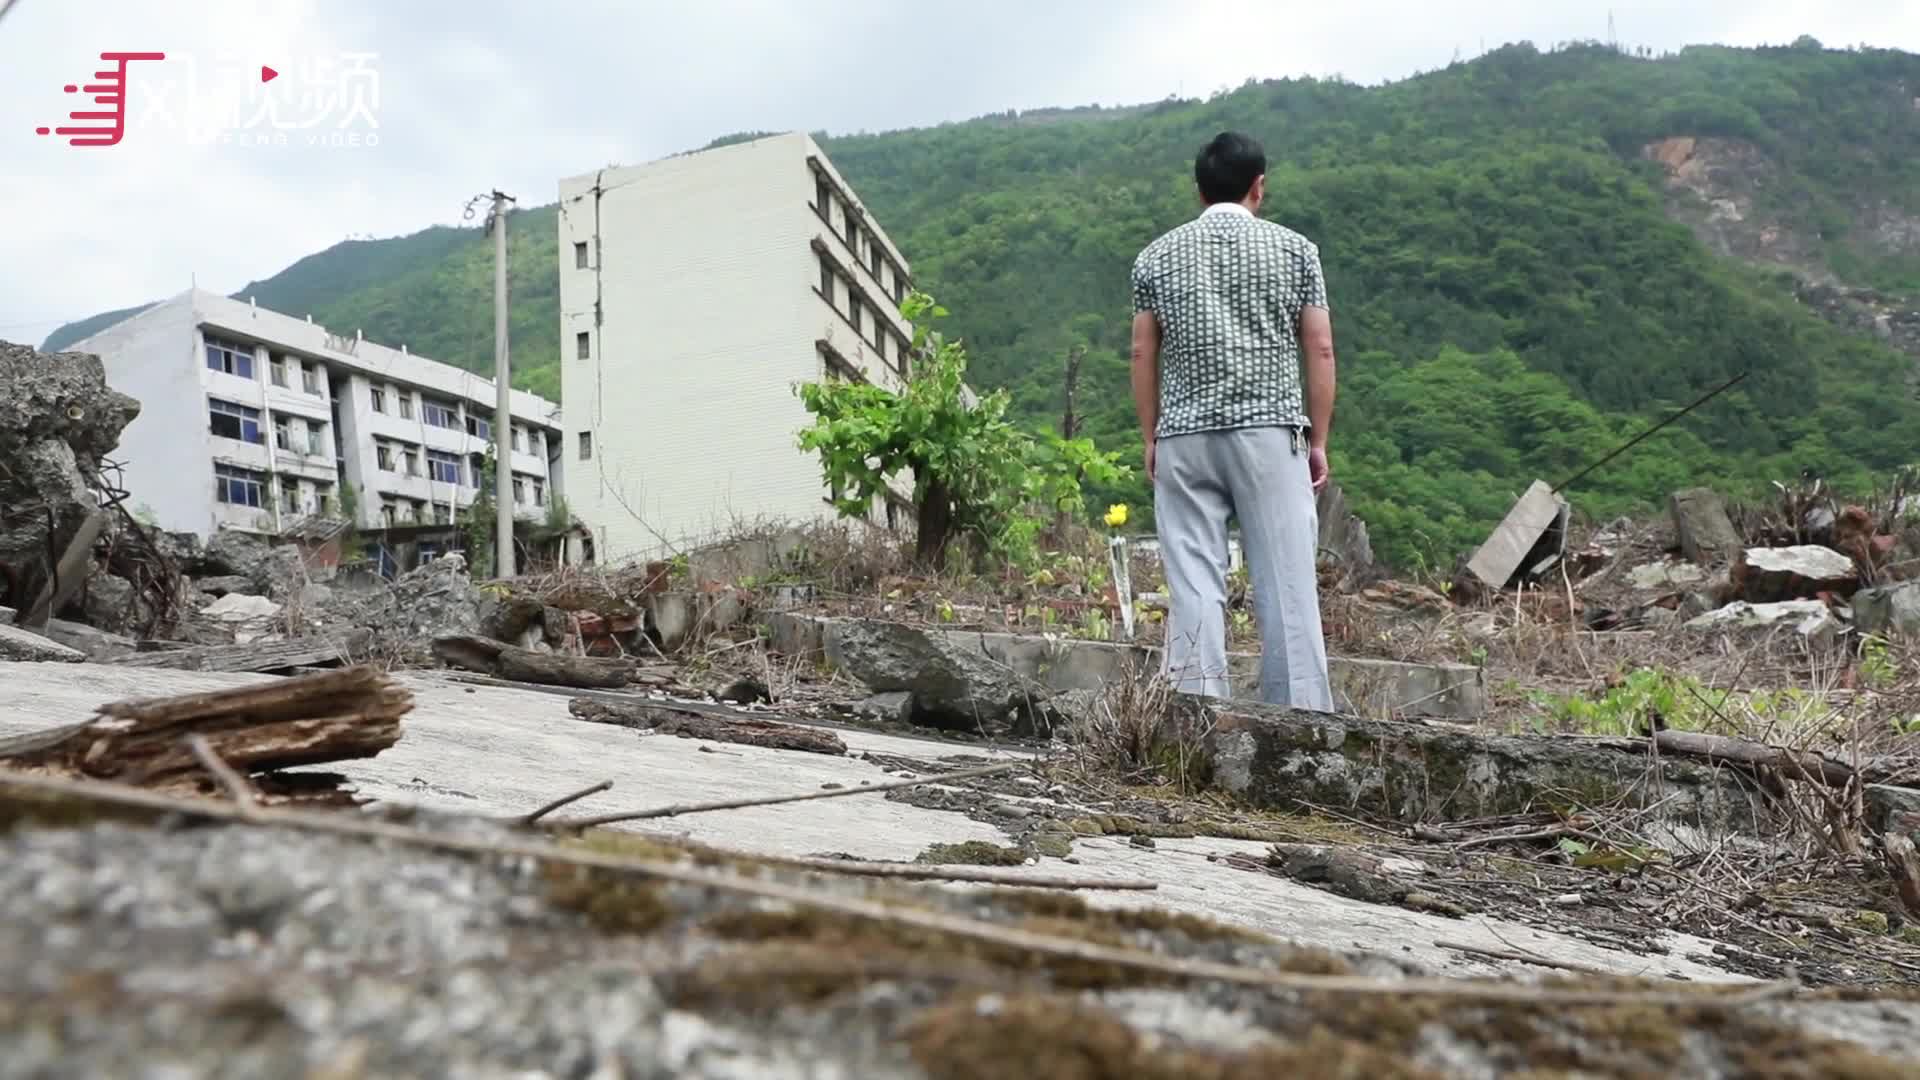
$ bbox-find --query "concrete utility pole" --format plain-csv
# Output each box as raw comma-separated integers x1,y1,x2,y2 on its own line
488,189,516,578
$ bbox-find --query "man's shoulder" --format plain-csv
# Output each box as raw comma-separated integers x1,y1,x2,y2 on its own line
1250,218,1320,256
1135,219,1206,264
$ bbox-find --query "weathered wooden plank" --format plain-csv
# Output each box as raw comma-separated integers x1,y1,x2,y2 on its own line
432,634,634,689
109,629,370,673
0,664,408,793
569,698,847,756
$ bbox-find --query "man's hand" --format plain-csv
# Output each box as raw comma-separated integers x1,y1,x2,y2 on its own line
1144,437,1157,483
1308,445,1329,493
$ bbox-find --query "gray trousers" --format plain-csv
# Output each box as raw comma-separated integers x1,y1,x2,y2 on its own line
1153,426,1334,711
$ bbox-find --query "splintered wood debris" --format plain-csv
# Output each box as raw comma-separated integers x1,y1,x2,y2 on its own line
0,664,408,798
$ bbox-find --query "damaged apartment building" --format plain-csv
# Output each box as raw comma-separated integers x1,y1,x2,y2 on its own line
557,131,921,562
68,289,566,576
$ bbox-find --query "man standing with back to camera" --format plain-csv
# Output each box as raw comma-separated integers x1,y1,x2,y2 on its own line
1130,131,1337,711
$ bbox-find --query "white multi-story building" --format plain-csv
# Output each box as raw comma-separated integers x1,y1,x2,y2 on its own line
557,132,918,562
69,288,564,568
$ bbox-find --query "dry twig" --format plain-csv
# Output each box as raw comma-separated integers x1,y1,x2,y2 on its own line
554,761,1024,830
520,779,614,825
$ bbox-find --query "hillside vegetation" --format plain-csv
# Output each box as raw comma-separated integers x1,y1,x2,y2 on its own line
48,39,1920,566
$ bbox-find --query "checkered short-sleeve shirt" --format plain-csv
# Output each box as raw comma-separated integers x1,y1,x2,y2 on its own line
1131,205,1328,439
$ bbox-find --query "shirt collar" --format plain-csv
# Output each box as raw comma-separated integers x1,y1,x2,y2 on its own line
1201,202,1254,219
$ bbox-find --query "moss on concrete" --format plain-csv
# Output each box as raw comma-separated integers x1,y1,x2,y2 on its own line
916,841,1029,866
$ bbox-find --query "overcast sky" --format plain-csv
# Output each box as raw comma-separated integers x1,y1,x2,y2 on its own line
2,0,1916,344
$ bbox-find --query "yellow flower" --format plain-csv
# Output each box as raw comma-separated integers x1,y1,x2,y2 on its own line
1103,503,1129,528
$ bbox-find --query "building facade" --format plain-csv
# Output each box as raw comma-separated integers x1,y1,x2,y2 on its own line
557,131,916,562
70,289,564,567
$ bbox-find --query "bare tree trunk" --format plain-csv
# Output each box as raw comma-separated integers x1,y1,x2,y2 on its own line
916,473,955,569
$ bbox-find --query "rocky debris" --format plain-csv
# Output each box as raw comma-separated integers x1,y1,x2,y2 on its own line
828,618,1053,735
0,665,407,797
1669,487,1742,564
1627,560,1705,591
1259,843,1444,914
851,690,917,725
325,555,486,662
1732,544,1858,603
1853,581,1920,638
714,675,771,705
1684,598,1836,635
0,622,85,663
0,341,140,608
433,634,635,688
568,698,848,755
192,574,259,597
77,572,152,637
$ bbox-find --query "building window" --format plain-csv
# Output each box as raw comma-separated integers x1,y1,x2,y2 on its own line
895,334,911,376
273,415,294,451
818,257,835,306
269,354,288,387
281,478,300,514
468,454,485,488
574,241,589,269
376,443,394,471
578,431,592,460
422,400,458,429
213,464,265,507
205,337,255,379
302,362,321,394
893,273,905,304
426,449,462,486
315,484,334,515
306,419,325,456
466,415,491,441
411,499,427,523
870,244,882,281
512,427,525,452
849,296,862,338
532,431,544,456
433,503,451,525
814,175,830,217
208,398,263,444
381,502,397,528
576,331,590,361
532,478,545,506
403,448,419,477
370,387,387,414
842,200,857,248
398,393,414,420
513,476,527,505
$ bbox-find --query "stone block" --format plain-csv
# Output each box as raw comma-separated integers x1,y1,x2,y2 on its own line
1669,488,1742,564
1853,582,1920,638
1466,479,1568,589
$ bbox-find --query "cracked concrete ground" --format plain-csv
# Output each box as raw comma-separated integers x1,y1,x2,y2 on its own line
0,660,1746,982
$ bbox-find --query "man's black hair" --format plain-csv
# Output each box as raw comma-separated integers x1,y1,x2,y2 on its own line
1194,131,1266,205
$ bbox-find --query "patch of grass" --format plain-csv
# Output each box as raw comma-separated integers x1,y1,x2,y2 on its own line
916,840,1029,866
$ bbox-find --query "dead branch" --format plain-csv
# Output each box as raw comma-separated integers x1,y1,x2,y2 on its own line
186,734,258,810
1653,729,1854,788
519,779,613,825
1434,939,1611,976
0,767,1801,1007
554,761,1024,830
568,698,847,756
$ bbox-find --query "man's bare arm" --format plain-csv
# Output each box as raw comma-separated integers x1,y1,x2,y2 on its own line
1299,306,1336,448
1131,311,1161,442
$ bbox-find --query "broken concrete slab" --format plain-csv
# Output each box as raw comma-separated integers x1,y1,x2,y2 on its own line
766,614,1485,721
1466,479,1568,589
110,629,370,673
0,623,85,663
1684,599,1832,631
1195,697,1766,831
1669,487,1742,564
828,617,1051,735
1733,545,1858,602
0,661,1753,988
0,604,136,661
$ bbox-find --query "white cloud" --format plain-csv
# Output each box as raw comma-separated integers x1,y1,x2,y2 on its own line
0,0,1915,342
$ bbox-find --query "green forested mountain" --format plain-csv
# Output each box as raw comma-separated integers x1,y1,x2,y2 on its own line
47,39,1920,566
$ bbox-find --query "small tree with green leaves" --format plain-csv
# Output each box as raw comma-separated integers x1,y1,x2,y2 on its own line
462,445,499,577
796,292,1128,568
